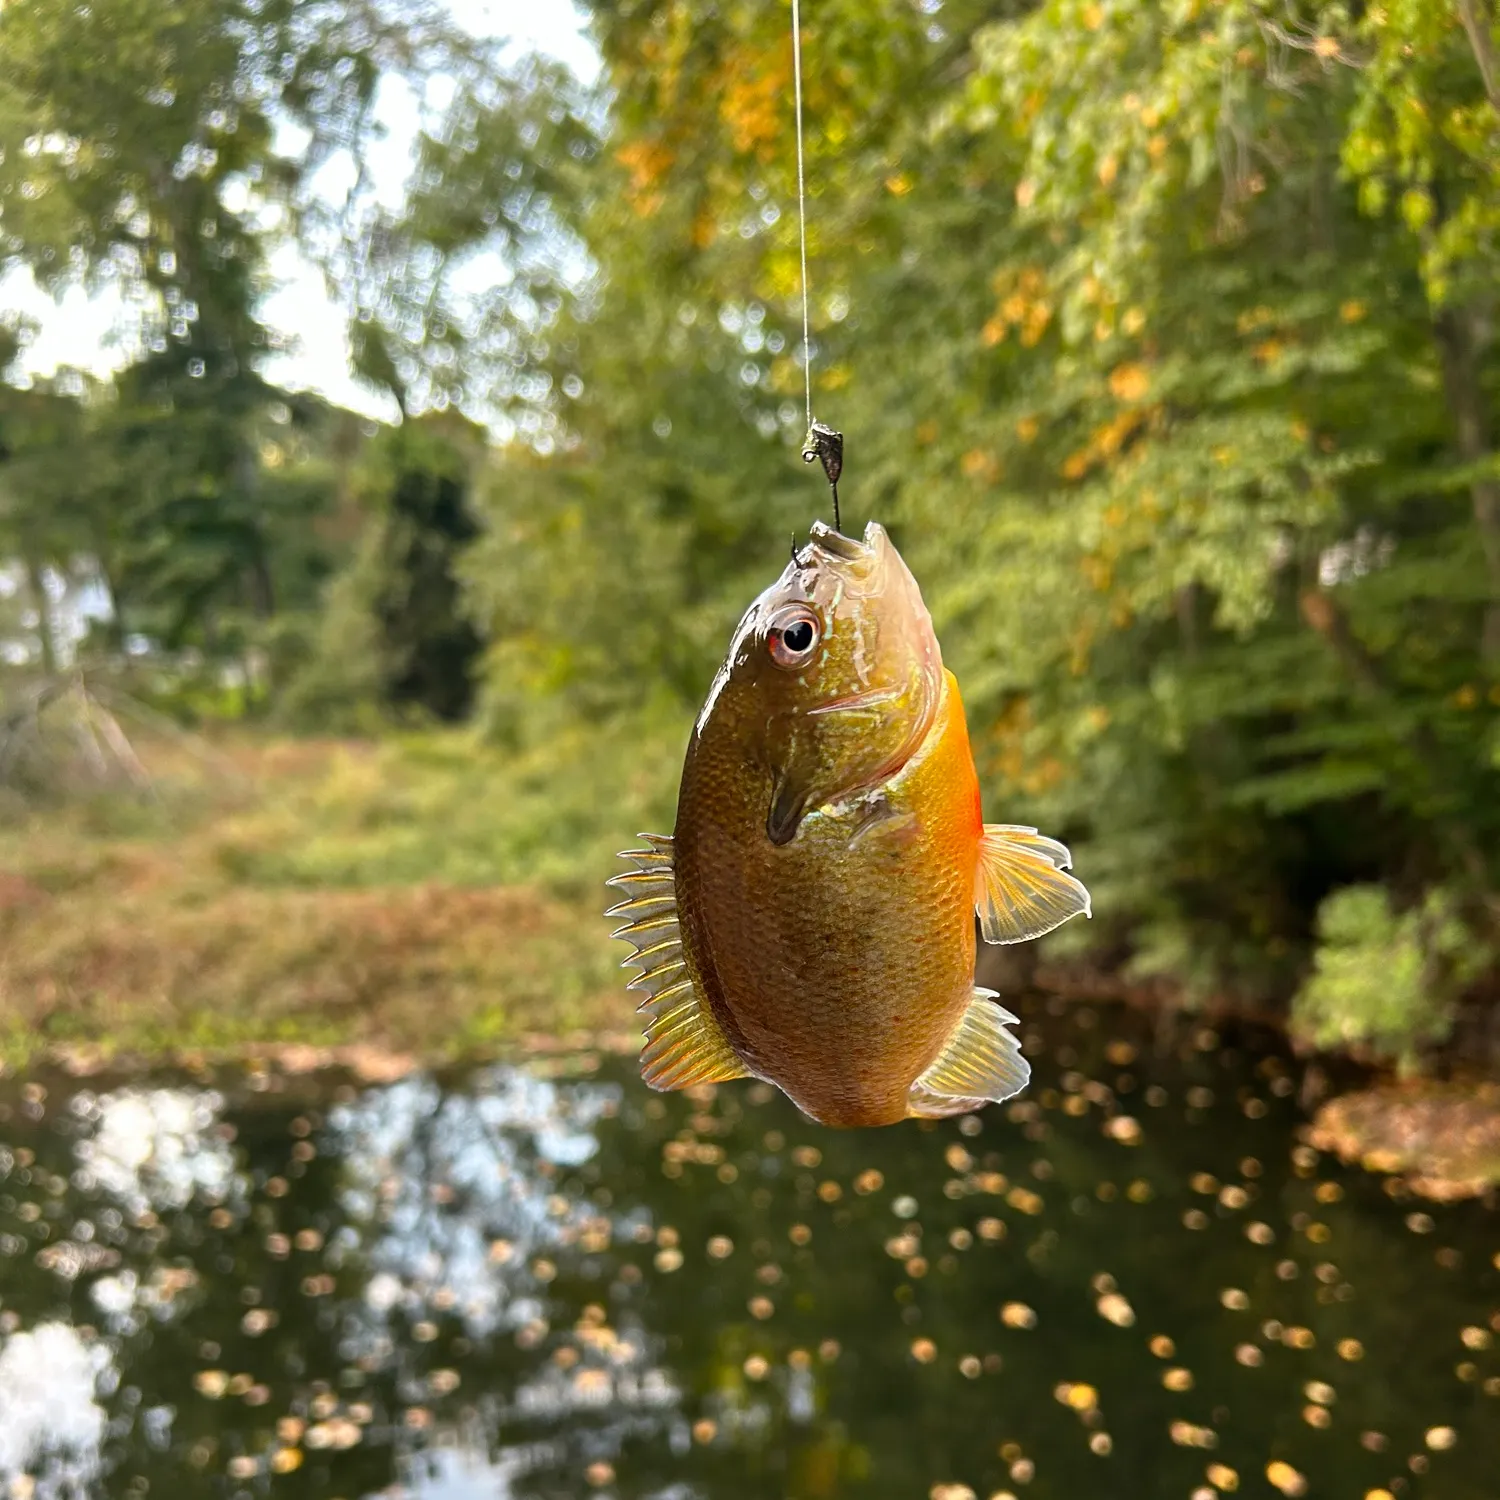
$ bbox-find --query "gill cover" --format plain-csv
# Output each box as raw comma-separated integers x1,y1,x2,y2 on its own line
752,521,943,845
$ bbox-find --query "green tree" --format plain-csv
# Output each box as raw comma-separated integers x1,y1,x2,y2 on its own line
286,414,487,725
461,0,1500,1034
0,0,489,676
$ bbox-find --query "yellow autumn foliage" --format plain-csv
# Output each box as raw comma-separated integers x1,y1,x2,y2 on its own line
615,138,674,218
1108,362,1151,402
717,48,790,159
960,449,1001,483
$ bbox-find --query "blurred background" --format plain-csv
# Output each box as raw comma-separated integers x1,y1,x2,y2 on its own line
3,0,1499,1089
1,2,1500,1496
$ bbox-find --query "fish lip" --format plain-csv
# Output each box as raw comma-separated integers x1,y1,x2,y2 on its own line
805,519,879,563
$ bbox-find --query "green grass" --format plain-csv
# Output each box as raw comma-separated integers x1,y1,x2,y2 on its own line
0,722,685,1067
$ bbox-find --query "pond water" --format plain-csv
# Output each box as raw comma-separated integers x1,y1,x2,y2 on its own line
0,996,1496,1500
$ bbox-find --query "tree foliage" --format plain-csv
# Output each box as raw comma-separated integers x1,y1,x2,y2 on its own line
464,0,1500,1039
4,0,1500,1059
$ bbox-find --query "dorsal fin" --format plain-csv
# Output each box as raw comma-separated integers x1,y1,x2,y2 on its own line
907,988,1030,1118
975,823,1092,944
606,836,748,1091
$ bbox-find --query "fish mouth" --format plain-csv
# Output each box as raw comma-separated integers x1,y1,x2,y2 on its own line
797,521,888,583
806,520,869,562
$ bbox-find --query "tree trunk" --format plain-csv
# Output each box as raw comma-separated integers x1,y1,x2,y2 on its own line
91,542,128,650
1431,305,1500,668
1457,0,1500,112
248,546,276,618
23,555,58,676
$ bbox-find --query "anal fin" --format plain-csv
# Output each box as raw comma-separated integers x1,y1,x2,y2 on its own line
606,835,749,1092
976,823,1091,944
907,988,1030,1118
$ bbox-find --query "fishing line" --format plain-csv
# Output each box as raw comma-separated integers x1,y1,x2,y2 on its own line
791,0,845,532
792,0,812,431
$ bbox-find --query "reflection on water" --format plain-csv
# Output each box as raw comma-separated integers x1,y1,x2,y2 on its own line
0,997,1496,1499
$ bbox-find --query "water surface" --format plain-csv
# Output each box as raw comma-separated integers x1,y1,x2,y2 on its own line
0,996,1495,1499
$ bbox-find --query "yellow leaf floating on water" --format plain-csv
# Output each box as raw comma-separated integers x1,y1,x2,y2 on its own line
305,1419,362,1451
1170,1422,1216,1448
1266,1461,1307,1497
1054,1382,1098,1411
1000,1302,1038,1329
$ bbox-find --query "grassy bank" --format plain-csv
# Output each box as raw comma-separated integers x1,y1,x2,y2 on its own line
8,724,1500,1204
0,727,680,1067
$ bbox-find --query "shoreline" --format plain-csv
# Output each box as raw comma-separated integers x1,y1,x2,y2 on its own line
7,978,1498,1205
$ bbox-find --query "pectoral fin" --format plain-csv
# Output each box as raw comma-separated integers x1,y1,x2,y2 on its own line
607,836,749,1091
907,988,1031,1117
975,823,1092,944
766,774,810,847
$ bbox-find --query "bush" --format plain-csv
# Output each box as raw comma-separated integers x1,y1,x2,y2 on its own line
1291,886,1489,1075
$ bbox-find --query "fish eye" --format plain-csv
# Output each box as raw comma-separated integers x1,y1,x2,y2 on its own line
767,607,822,669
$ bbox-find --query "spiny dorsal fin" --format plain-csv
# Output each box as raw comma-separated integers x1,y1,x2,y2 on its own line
976,823,1092,944
907,988,1030,1118
606,835,748,1092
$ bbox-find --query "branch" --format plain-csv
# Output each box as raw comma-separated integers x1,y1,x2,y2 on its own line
1457,0,1500,113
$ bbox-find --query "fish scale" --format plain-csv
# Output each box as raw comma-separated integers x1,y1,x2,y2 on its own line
607,521,1090,1127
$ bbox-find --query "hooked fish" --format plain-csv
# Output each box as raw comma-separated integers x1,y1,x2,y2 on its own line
607,521,1090,1127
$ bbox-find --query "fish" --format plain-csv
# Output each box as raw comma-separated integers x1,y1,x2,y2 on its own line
606,520,1090,1127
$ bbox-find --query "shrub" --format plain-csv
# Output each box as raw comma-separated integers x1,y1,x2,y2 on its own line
1292,886,1489,1074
